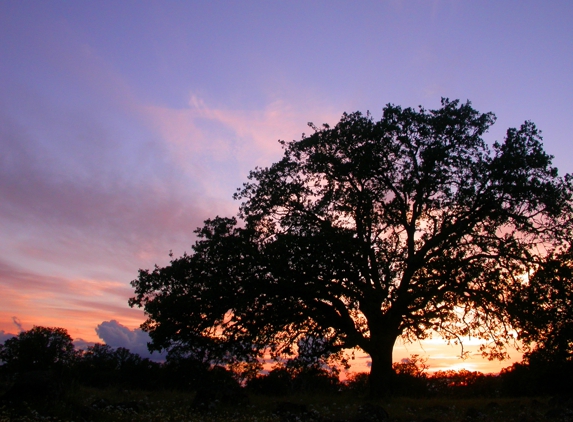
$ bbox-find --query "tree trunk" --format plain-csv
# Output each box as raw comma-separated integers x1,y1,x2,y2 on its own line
368,334,398,397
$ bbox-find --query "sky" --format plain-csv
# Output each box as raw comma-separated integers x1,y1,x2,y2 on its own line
1,0,572,374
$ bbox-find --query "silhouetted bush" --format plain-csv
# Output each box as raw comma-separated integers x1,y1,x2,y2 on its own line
247,368,293,395
247,365,340,395
75,344,118,387
160,354,210,391
74,343,162,389
392,372,428,397
343,371,369,394
192,366,249,410
292,366,340,393
428,370,499,398
390,354,429,396
499,358,573,397
499,363,534,396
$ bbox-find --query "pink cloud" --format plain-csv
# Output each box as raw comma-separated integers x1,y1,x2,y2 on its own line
142,94,342,198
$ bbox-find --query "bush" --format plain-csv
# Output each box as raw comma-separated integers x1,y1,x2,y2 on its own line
292,367,340,393
246,368,293,395
343,372,369,394
192,366,249,410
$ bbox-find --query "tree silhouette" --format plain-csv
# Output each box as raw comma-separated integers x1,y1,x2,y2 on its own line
130,99,572,396
0,326,76,373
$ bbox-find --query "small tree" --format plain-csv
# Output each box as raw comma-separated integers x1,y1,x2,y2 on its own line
392,354,428,378
130,99,572,396
0,326,77,373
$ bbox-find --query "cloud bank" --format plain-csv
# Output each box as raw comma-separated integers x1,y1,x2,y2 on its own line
96,320,166,361
0,330,15,344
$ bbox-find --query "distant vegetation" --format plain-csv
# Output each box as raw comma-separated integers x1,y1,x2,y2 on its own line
2,326,573,420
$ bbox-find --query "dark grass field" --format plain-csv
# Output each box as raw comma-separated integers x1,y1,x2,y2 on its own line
1,386,572,422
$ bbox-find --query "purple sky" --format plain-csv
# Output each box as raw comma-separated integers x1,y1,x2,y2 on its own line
1,1,572,373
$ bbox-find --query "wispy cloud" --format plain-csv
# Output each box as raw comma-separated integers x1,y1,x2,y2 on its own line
144,94,341,198
11,317,23,333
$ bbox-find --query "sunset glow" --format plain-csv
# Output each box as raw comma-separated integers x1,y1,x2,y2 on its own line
1,1,571,374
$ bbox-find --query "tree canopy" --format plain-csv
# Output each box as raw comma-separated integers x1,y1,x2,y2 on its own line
130,99,573,396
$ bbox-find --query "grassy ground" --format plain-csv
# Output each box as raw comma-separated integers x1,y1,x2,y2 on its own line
1,386,571,422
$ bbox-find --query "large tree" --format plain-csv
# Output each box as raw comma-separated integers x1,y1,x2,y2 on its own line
130,99,572,395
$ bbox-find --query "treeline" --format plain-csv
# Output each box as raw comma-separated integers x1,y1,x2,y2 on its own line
387,354,573,398
1,326,573,399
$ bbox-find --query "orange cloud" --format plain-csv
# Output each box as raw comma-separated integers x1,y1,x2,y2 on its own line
0,259,146,343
